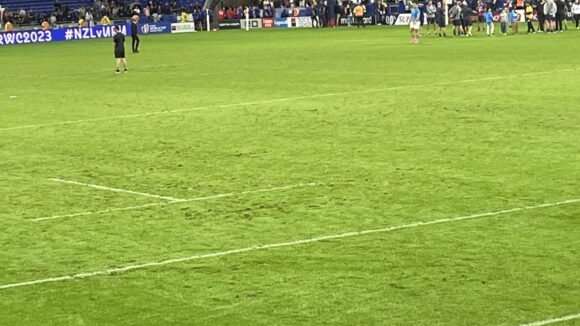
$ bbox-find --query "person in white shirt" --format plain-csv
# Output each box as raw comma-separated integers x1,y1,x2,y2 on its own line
572,0,580,29
544,0,557,32
426,0,437,35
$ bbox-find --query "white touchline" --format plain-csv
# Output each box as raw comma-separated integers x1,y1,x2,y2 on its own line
31,182,317,222
4,197,579,290
0,68,576,133
50,178,187,202
518,313,580,326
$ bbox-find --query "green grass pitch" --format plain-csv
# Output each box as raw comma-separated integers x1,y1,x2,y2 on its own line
0,26,579,325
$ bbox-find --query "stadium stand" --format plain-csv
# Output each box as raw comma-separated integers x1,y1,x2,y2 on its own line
0,0,91,15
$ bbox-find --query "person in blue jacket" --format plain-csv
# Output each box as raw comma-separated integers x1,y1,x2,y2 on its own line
484,8,494,36
508,7,518,34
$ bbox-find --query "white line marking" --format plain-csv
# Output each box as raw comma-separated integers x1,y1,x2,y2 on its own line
5,197,579,290
518,313,580,326
50,178,186,202
31,183,317,222
0,68,576,132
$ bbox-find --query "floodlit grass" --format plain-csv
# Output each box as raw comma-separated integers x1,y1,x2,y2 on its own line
0,26,579,325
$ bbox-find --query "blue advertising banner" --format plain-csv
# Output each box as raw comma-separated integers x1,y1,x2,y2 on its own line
135,22,171,34
0,25,127,47
0,29,54,46
274,18,288,28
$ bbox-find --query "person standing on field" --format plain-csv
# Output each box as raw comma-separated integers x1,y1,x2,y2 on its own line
435,2,447,36
409,1,421,43
544,0,557,33
461,3,477,36
131,15,140,53
353,2,365,28
572,0,580,29
113,26,128,74
555,0,566,31
508,7,518,34
525,2,535,33
449,1,464,36
484,8,495,35
537,0,545,31
426,0,437,35
477,0,486,31
500,7,509,35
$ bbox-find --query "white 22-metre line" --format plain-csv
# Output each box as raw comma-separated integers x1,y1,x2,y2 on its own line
518,313,580,326
1,198,578,290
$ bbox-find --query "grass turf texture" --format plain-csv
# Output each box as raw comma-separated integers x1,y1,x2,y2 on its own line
0,26,579,325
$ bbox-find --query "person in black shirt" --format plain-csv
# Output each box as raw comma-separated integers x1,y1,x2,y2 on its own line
131,15,140,53
113,26,128,74
555,0,566,31
435,2,447,37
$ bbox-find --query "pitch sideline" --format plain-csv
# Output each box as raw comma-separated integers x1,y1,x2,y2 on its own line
3,197,578,290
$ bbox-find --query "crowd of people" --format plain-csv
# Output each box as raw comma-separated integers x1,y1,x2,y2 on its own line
212,0,580,32
1,0,579,31
0,0,205,29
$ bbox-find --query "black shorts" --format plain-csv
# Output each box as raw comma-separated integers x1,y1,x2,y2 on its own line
453,19,461,26
115,50,125,59
438,21,446,27
427,17,435,24
464,19,472,26
478,15,484,22
545,14,554,21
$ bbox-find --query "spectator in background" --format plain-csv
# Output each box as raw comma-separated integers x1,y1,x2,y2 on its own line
192,7,200,30
353,2,365,28
263,5,273,17
435,2,447,36
573,0,580,29
544,0,556,32
449,1,463,36
425,0,437,35
537,0,545,31
311,5,321,26
320,1,327,27
525,1,536,32
555,0,565,31
85,10,94,27
0,5,5,27
508,6,518,33
217,6,225,20
484,7,495,35
500,7,508,34
477,0,486,31
226,6,236,19
335,2,341,26
4,19,13,32
461,3,477,36
344,2,352,26
378,0,387,25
